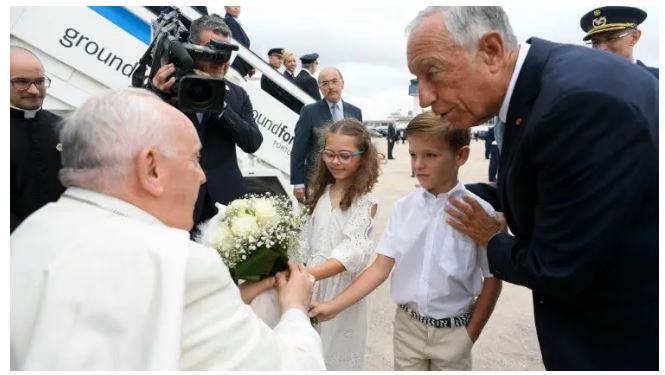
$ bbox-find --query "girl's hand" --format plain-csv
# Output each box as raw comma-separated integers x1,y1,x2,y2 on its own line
309,301,340,322
239,276,276,304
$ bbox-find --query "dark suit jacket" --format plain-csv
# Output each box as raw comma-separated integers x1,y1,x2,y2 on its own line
387,123,397,142
283,70,303,114
471,38,658,370
189,80,263,225
295,70,321,101
224,13,253,77
636,59,659,79
260,69,293,110
290,99,362,185
10,108,65,232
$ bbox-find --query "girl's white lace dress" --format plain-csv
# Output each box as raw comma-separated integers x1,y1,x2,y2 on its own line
296,185,378,370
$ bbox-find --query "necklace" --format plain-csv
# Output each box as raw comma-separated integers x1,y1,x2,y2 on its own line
62,193,127,218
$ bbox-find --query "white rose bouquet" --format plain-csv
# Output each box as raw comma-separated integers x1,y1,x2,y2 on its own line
197,193,302,282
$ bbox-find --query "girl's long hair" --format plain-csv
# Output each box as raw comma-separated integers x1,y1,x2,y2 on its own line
305,118,380,214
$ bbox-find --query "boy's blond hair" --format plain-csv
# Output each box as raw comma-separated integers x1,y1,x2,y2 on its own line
406,112,471,152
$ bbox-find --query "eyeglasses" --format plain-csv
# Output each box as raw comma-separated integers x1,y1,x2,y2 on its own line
320,149,365,163
319,78,341,88
10,76,51,91
587,29,635,47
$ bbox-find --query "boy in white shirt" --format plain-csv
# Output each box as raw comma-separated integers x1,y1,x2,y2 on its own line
310,112,502,370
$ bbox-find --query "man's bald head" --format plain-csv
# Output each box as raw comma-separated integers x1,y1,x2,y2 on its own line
10,46,47,110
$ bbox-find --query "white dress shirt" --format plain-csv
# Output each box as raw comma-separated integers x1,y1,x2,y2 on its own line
377,182,495,319
10,187,325,370
499,42,531,123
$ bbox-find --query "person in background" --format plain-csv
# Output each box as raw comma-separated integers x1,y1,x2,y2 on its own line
282,50,304,114
387,122,397,160
10,46,65,233
580,6,658,78
261,48,289,106
295,53,322,101
290,67,362,203
224,6,256,78
148,15,263,230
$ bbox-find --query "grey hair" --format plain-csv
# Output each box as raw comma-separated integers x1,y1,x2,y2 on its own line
59,88,175,191
318,67,344,84
189,14,232,43
408,6,518,52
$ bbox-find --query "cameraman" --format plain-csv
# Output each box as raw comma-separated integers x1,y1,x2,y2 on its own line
149,15,263,229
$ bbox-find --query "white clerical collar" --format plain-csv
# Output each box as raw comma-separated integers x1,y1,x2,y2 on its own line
62,187,164,226
10,104,40,119
499,42,530,123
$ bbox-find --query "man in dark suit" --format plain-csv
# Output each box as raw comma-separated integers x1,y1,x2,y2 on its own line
290,67,362,202
150,15,263,229
386,122,397,160
486,125,499,182
260,48,291,109
295,53,322,101
408,7,657,370
223,6,255,78
580,6,658,78
10,46,65,233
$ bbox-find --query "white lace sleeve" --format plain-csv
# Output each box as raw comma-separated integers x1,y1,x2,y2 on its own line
289,212,313,265
328,195,378,276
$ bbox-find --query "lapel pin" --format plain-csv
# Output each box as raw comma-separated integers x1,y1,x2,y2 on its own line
56,143,63,152
516,117,523,126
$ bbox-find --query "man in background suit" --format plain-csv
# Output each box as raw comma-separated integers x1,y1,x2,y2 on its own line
386,122,397,160
580,6,658,78
10,46,65,233
290,67,362,202
295,53,322,101
408,6,657,370
261,48,291,109
149,15,263,229
224,6,255,78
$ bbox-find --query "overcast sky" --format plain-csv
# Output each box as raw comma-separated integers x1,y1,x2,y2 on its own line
211,4,659,120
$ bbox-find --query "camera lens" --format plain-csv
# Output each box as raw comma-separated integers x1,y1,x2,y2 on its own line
185,81,215,109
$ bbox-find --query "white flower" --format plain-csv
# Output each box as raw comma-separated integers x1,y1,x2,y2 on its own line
231,214,259,237
252,198,279,225
212,225,234,252
228,199,250,212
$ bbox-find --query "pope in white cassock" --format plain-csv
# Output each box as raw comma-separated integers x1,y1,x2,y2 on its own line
10,88,326,370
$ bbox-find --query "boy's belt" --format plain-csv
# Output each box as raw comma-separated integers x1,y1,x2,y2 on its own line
399,304,472,328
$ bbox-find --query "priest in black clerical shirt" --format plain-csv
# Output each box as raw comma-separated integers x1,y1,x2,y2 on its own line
10,46,65,232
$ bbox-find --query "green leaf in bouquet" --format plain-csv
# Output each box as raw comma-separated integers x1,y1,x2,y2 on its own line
231,247,289,282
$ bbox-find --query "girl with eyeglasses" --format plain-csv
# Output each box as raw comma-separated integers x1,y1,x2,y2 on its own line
294,118,381,370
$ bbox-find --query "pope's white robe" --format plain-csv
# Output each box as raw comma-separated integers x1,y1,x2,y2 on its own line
10,187,325,370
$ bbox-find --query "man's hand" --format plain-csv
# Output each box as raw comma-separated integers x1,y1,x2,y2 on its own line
309,301,341,322
445,195,505,248
238,276,276,304
275,261,314,313
151,63,176,93
293,187,306,203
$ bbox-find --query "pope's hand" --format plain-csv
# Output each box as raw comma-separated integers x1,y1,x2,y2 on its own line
276,261,313,313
